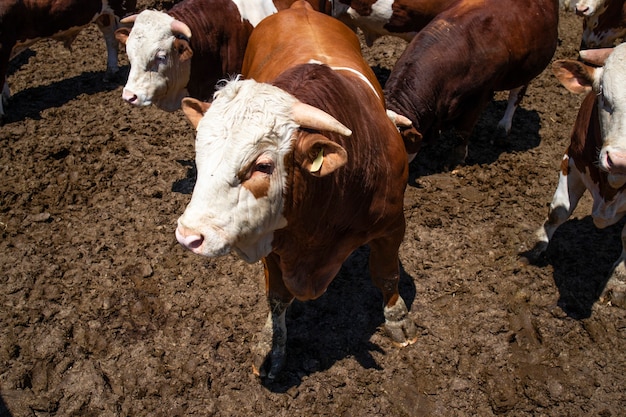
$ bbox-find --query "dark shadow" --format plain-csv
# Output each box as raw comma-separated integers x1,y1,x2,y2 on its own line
171,160,196,195
0,392,12,417
261,246,418,392
408,100,542,182
6,50,37,77
521,216,624,319
3,65,129,125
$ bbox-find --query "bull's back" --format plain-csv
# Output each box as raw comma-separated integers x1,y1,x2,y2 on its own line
242,1,381,97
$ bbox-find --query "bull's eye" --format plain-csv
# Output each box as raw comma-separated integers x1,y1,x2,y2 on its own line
150,51,167,71
254,162,274,175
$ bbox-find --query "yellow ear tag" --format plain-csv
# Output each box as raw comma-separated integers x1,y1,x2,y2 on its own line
310,148,324,173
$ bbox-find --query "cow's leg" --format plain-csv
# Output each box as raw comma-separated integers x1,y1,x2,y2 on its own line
600,223,626,308
95,13,120,80
369,228,418,347
525,157,587,261
449,92,492,168
251,253,293,379
496,85,527,141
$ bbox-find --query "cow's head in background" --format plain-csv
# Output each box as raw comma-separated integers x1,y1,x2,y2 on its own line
175,79,351,263
115,10,193,111
574,0,608,16
553,43,626,188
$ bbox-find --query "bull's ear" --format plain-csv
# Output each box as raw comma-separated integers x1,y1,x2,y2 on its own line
181,97,211,129
174,38,193,62
400,126,423,156
295,134,348,177
552,60,595,94
115,27,131,45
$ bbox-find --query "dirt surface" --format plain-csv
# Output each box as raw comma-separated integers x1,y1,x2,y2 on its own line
1,4,625,416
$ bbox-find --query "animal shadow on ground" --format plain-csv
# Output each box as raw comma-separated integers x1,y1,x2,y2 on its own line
3,60,128,124
524,217,625,319
262,248,417,392
0,394,11,417
171,168,418,392
409,101,542,179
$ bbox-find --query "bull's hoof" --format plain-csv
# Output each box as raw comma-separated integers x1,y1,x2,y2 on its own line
385,317,419,347
599,268,626,309
251,327,286,380
251,347,286,380
383,297,418,347
103,68,120,83
491,125,509,146
518,241,549,266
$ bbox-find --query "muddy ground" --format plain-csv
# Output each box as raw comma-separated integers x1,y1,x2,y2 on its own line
1,3,625,417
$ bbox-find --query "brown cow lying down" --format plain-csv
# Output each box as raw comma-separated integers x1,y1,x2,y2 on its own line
0,0,136,122
175,1,417,379
526,44,626,309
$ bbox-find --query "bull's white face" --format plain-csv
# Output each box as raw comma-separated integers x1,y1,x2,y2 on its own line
575,0,607,16
122,10,191,112
176,80,298,263
595,45,626,187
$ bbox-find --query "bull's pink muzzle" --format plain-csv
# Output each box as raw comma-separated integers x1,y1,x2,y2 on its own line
175,224,204,253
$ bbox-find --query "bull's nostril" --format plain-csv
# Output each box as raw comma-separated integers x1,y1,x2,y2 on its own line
187,235,204,249
175,227,204,250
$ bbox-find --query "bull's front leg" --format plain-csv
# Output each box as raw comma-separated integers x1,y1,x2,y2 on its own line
95,13,121,80
369,232,418,347
600,223,626,309
251,297,291,379
523,156,587,262
251,253,293,379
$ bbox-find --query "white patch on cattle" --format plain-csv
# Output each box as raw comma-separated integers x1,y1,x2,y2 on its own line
177,79,301,263
122,10,191,111
330,66,380,100
347,0,415,45
575,0,608,16
231,0,278,26
596,45,626,179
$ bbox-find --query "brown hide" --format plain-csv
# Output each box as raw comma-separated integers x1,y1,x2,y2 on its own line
339,0,459,33
242,1,407,301
166,0,254,101
242,1,385,103
567,91,624,202
581,0,626,48
0,0,136,118
384,0,559,154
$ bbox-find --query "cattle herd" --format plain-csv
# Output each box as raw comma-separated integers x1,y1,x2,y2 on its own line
1,0,626,415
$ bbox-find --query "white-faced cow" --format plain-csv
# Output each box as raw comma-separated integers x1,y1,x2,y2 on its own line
175,1,417,379
384,0,559,165
115,0,329,112
528,44,626,308
574,0,626,49
0,0,136,122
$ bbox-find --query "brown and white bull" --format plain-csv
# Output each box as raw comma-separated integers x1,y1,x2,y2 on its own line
573,0,626,48
336,0,457,46
384,0,559,165
0,0,136,122
175,1,417,378
528,44,626,308
114,0,331,112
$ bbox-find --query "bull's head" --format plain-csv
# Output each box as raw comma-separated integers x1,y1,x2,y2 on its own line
175,79,350,262
115,10,193,111
553,44,626,188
